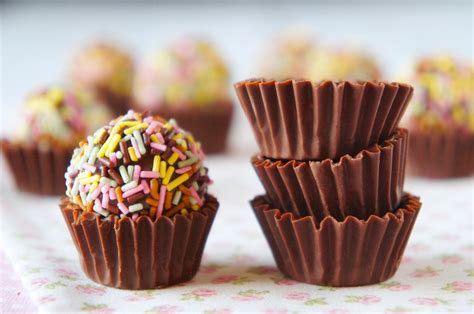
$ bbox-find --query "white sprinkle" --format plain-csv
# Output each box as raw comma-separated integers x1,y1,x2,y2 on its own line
121,180,138,192
133,130,146,155
127,165,134,181
129,203,144,212
71,179,80,196
119,165,130,183
116,151,123,159
88,146,99,164
100,177,117,188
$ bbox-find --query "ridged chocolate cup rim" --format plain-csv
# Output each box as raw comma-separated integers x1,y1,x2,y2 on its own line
253,128,408,167
234,78,413,91
252,193,421,229
60,194,219,226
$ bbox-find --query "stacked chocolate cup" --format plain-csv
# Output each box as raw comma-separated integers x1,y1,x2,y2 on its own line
235,79,422,287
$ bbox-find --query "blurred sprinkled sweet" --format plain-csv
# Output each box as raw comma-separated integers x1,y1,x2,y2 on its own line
259,31,318,80
134,37,230,109
16,86,112,148
69,41,134,115
406,55,473,132
65,110,211,219
307,48,381,81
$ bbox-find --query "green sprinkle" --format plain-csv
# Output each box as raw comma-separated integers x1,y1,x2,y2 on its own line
172,191,182,205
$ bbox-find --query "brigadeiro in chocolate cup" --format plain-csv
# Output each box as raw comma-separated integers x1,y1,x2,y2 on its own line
1,87,112,195
252,128,408,221
60,110,218,289
402,55,474,178
133,37,233,154
234,79,413,161
69,41,134,116
252,193,421,287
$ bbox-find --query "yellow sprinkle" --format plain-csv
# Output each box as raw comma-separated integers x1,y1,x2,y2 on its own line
191,204,200,211
180,140,188,151
89,182,98,192
128,147,138,162
180,209,189,216
163,123,173,130
159,161,167,178
152,155,161,172
97,136,112,158
105,134,121,157
172,133,183,141
93,129,106,144
168,152,179,166
150,134,159,143
167,173,190,191
121,121,140,127
80,175,100,185
77,171,92,179
163,166,175,185
124,122,148,135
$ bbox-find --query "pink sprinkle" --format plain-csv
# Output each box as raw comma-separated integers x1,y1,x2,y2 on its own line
145,121,159,135
172,147,186,160
190,142,198,156
109,188,117,200
133,165,141,182
84,184,90,193
101,185,109,194
101,191,110,208
82,163,96,172
69,169,79,178
189,186,203,206
141,179,150,194
132,213,139,221
140,171,160,178
109,153,117,166
118,202,129,214
150,142,167,151
90,186,101,201
79,184,86,193
144,116,154,124
122,184,144,198
156,133,165,144
131,138,142,158
157,185,167,217
175,166,191,174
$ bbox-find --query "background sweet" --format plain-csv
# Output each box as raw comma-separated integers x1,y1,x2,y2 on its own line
403,55,474,177
134,37,233,154
69,42,134,116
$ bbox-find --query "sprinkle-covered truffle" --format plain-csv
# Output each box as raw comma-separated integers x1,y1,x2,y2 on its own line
65,110,211,219
16,87,111,148
69,42,134,97
406,55,473,132
134,37,229,109
307,48,381,81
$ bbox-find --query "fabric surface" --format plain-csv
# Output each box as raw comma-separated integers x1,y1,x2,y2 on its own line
0,156,473,313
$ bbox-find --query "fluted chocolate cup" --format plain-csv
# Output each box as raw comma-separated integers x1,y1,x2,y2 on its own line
252,128,408,221
234,79,413,161
60,194,218,290
252,193,421,287
1,139,72,195
407,129,474,178
145,101,233,154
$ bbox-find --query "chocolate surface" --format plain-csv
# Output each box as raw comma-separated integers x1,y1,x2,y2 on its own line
234,79,413,161
252,128,408,221
407,129,474,178
251,193,421,287
1,139,72,195
60,194,218,289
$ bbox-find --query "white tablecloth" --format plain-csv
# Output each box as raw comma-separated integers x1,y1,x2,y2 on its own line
1,156,473,313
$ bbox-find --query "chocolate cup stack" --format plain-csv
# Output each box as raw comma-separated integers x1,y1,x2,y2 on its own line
235,79,422,287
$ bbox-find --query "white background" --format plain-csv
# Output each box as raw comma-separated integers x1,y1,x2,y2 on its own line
1,0,473,154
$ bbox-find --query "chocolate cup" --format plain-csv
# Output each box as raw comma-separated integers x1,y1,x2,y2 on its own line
252,128,408,221
407,129,474,178
150,101,234,154
234,79,413,161
1,139,72,195
60,194,219,290
251,193,421,287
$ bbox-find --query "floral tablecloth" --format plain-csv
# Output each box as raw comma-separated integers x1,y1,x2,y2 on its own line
0,157,473,313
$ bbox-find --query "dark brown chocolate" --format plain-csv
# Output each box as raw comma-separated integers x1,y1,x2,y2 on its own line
234,79,413,161
252,128,408,221
142,101,234,154
251,193,421,287
60,194,219,290
407,129,474,178
1,139,72,195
